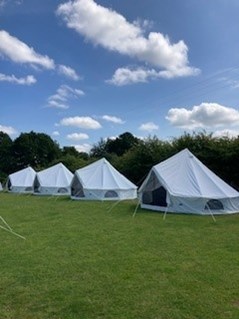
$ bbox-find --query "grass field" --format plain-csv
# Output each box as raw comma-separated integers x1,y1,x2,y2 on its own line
0,192,239,319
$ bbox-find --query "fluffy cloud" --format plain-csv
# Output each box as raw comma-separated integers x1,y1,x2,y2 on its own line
48,84,85,109
0,124,17,135
102,115,125,124
67,132,89,140
212,129,239,139
73,143,92,153
0,0,22,8
107,67,159,86
0,73,36,85
57,0,199,78
0,30,54,69
58,64,80,81
166,102,239,129
52,131,60,136
139,122,159,132
60,116,101,129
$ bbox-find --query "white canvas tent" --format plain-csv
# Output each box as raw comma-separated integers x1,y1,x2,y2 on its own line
139,148,239,215
71,158,137,200
7,166,36,193
0,182,3,191
34,162,73,195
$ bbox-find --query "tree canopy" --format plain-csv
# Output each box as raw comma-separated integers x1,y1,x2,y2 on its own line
0,130,239,190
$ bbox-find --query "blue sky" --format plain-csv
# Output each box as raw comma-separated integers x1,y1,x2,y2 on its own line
1,0,239,152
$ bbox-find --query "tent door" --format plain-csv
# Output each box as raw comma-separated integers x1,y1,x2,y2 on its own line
142,186,167,207
152,186,167,207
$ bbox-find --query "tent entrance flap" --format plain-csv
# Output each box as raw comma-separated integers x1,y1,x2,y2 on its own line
142,186,167,207
71,176,85,198
7,179,12,191
34,177,40,193
141,171,168,207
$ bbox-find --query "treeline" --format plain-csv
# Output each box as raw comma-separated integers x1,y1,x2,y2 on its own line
1,130,239,189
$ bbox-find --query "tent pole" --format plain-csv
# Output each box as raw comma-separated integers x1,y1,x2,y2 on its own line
132,199,140,218
206,204,216,222
163,206,168,220
0,215,12,231
0,224,26,240
108,199,121,213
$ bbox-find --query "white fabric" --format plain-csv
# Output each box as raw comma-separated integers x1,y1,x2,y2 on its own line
34,162,73,195
71,158,137,200
139,149,239,214
7,167,36,193
0,182,2,191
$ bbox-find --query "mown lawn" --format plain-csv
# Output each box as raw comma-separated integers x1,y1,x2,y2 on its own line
0,192,239,319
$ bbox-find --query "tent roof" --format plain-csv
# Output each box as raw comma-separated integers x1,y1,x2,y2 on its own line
37,162,73,187
75,158,137,190
140,148,239,198
8,166,36,187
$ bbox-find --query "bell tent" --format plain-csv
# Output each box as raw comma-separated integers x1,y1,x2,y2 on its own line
139,148,239,215
34,162,73,195
71,158,137,200
7,166,36,193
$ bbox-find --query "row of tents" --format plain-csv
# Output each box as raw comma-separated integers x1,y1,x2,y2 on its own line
1,149,239,215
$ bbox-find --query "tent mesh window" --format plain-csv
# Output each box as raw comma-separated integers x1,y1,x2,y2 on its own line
104,190,118,198
205,199,224,210
142,171,167,207
25,187,33,192
57,187,68,194
71,176,85,198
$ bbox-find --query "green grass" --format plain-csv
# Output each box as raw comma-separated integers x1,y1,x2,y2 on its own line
0,192,239,319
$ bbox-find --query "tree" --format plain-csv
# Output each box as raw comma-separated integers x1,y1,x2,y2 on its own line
62,146,89,160
13,131,61,170
114,136,173,185
90,138,109,158
106,132,140,156
0,131,13,179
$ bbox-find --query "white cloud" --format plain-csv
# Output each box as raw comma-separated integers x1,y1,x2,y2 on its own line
52,131,60,136
74,143,92,153
0,73,36,85
60,116,102,129
0,30,55,69
102,115,125,124
58,64,80,81
107,67,159,86
48,100,68,109
57,0,199,78
0,0,23,7
212,129,239,139
139,122,159,132
67,132,89,140
48,84,85,109
0,124,17,136
105,136,117,141
166,102,239,129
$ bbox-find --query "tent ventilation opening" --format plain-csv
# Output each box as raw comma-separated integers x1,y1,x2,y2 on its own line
25,187,33,192
57,188,68,194
205,199,224,210
104,190,118,198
